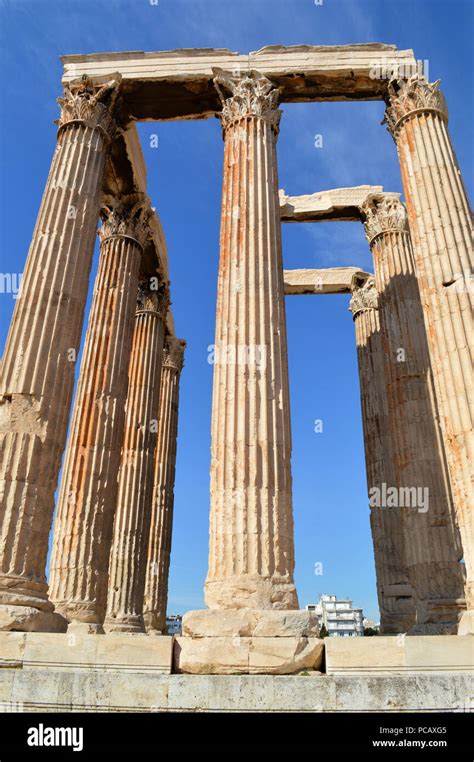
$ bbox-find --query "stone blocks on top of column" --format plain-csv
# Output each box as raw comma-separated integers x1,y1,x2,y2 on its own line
176,609,323,675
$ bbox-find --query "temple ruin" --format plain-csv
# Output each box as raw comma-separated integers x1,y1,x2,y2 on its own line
0,44,472,709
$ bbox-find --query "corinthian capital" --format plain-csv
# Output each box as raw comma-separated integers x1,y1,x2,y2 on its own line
56,75,122,140
213,68,282,134
99,194,153,249
349,274,378,319
384,76,448,139
362,193,408,245
163,336,186,372
136,278,170,320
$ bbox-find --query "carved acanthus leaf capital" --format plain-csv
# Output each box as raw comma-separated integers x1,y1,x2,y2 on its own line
136,278,170,320
383,76,448,139
362,193,408,245
349,274,378,319
99,194,153,249
163,336,186,372
213,68,282,134
56,75,122,141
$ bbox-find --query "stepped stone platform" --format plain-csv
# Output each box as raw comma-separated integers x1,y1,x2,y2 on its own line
326,635,474,675
0,633,471,712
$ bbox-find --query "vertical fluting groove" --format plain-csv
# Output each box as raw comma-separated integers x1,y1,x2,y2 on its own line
262,118,276,580
254,115,264,578
0,103,112,631
104,284,166,633
144,337,185,633
205,71,297,611
362,192,465,632
49,211,144,628
350,275,416,634
240,118,249,578
248,117,259,577
385,77,473,625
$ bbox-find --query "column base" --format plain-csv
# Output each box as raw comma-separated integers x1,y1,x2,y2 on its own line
53,602,105,634
143,611,166,634
0,604,67,633
408,622,460,636
379,584,416,634
407,597,466,635
176,609,322,674
0,575,67,632
0,574,51,609
67,621,105,635
103,615,146,635
204,576,299,609
379,615,416,635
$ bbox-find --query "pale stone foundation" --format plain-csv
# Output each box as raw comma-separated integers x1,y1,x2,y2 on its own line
176,610,323,675
0,633,471,712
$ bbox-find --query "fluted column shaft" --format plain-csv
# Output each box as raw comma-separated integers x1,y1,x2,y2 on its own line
350,275,416,633
0,77,120,631
385,76,473,630
49,195,151,631
363,193,465,632
205,70,297,610
104,282,168,633
144,336,186,634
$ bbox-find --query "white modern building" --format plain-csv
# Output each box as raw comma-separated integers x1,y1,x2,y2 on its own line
306,594,364,637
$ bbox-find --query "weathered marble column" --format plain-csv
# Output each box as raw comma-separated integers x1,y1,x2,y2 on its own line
384,76,473,633
204,70,298,611
362,193,465,632
104,281,168,633
143,336,186,634
350,274,416,633
0,76,120,631
49,195,151,632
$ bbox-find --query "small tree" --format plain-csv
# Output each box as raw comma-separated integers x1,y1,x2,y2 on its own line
363,627,379,637
319,624,329,638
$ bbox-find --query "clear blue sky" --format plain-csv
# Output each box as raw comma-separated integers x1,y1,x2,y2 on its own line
0,0,472,621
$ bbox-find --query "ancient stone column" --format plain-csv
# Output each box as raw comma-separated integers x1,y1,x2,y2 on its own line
362,193,465,632
384,76,474,633
143,336,186,634
0,76,120,632
49,195,152,632
350,274,416,633
104,280,169,633
204,70,298,611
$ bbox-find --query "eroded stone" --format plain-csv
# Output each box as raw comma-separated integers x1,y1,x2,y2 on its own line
175,636,323,675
